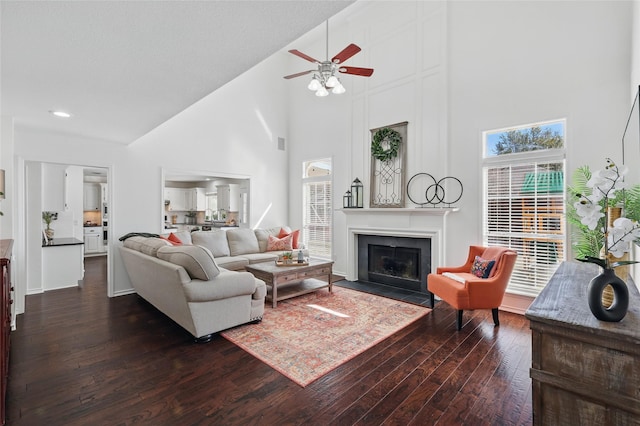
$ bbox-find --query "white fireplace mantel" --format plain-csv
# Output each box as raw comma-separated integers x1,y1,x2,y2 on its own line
339,207,459,216
340,207,459,282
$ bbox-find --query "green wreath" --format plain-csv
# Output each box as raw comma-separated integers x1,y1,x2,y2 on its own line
371,128,402,162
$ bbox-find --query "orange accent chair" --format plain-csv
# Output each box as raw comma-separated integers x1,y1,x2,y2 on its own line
427,245,517,330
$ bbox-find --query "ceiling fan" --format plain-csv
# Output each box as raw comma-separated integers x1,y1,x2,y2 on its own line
284,21,374,96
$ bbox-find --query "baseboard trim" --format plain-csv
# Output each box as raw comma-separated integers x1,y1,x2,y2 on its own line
500,292,534,316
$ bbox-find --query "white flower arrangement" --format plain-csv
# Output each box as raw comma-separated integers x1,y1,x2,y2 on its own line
574,158,640,268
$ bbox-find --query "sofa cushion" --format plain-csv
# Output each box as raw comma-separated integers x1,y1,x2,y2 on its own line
191,230,231,257
123,236,171,257
157,245,220,280
242,252,279,264
214,256,250,271
278,228,300,249
226,228,260,256
266,234,293,251
254,227,283,252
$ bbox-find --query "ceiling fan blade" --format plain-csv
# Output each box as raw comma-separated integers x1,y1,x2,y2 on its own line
283,70,314,79
332,44,361,64
339,66,374,77
288,49,320,63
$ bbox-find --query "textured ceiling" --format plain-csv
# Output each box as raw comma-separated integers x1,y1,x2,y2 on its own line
0,1,354,145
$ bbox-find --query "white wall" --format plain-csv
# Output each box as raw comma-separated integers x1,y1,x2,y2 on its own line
0,116,14,239
287,0,633,276
14,53,292,296
448,1,632,264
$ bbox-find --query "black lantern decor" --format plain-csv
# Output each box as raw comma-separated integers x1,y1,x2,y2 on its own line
351,178,363,208
343,190,353,208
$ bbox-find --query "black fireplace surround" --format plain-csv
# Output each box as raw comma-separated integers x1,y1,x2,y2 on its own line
357,234,431,293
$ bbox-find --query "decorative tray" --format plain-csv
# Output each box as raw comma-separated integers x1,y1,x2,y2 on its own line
275,260,309,267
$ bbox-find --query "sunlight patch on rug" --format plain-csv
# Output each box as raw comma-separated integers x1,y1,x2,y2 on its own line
221,286,431,387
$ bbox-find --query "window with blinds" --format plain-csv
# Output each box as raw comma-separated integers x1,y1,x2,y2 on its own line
302,159,332,259
483,121,565,297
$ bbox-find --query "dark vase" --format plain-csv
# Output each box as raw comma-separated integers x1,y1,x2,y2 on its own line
587,268,629,322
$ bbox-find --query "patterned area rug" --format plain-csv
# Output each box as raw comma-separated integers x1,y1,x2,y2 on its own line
221,286,431,387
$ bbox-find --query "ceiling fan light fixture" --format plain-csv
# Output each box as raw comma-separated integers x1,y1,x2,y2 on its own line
285,20,373,98
325,75,339,88
308,77,321,91
315,86,329,97
332,82,346,94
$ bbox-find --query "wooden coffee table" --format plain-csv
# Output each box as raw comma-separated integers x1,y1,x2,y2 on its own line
245,259,334,308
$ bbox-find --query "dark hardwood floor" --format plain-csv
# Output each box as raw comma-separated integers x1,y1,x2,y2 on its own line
7,256,533,425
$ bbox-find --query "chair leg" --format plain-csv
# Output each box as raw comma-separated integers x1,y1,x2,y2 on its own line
429,291,435,308
492,308,500,327
456,310,463,330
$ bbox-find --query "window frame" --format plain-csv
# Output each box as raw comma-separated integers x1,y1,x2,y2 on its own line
482,119,567,297
302,158,333,260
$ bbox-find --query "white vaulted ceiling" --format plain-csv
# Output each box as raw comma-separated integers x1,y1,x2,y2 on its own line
0,1,354,145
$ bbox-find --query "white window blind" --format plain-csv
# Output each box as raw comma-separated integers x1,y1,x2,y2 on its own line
484,161,565,296
302,159,332,259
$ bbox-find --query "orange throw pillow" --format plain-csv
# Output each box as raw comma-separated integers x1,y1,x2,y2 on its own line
160,233,183,246
168,233,183,245
278,228,300,249
267,234,293,251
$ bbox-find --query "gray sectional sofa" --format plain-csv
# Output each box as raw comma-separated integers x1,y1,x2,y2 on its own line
186,227,307,270
119,226,303,342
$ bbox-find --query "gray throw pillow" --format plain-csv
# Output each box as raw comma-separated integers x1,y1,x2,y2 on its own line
226,228,260,256
157,245,220,280
191,231,230,257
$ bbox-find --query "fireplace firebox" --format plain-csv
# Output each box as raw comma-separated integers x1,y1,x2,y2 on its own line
357,234,431,293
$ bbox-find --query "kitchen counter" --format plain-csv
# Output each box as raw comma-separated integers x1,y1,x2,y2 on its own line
42,238,84,290
42,237,84,247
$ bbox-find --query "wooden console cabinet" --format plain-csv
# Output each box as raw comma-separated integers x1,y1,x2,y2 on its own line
525,261,640,425
0,240,13,426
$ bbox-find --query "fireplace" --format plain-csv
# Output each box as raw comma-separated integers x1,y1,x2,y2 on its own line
357,234,431,293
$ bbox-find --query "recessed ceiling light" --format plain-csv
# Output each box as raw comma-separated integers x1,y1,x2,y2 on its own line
49,110,72,118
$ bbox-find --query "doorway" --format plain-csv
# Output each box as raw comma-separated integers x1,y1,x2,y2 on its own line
23,161,111,297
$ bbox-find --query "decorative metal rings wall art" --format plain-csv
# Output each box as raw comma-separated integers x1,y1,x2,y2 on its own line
406,173,463,207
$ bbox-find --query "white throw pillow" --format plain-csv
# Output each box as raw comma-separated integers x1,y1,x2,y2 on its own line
157,245,220,280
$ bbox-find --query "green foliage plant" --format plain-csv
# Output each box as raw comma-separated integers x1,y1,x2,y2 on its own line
567,163,640,262
42,211,57,229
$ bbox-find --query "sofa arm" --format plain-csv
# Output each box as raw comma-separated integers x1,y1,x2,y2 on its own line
182,270,261,303
252,278,266,300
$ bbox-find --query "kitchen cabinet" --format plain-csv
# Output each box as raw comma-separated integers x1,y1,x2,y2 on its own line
190,188,206,210
83,227,102,254
165,187,205,211
216,184,239,212
83,183,101,211
42,164,69,212
165,188,187,211
42,239,84,290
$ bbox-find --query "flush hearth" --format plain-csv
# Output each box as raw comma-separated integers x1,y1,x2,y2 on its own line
357,234,431,293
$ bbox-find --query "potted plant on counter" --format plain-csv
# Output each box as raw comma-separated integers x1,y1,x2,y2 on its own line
185,210,197,225
42,211,58,239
